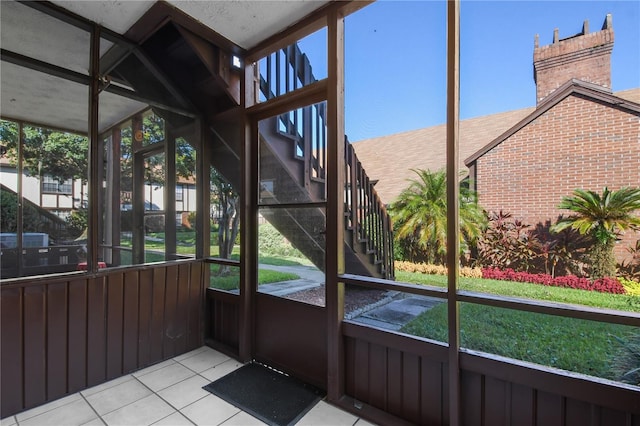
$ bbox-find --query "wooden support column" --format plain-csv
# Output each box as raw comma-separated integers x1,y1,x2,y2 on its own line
196,118,208,259
446,1,461,425
326,9,346,403
111,127,122,266
88,24,101,272
16,122,24,277
166,127,177,260
240,61,258,362
132,115,144,265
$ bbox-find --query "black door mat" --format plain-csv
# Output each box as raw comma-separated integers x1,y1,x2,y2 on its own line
203,362,325,426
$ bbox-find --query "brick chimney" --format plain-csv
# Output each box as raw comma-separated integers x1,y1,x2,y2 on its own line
533,14,613,104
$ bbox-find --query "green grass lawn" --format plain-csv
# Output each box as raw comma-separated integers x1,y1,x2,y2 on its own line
209,264,299,291
400,302,636,381
396,270,639,383
396,271,640,312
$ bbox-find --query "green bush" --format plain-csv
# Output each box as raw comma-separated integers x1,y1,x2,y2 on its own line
258,223,304,258
64,209,87,239
611,331,640,386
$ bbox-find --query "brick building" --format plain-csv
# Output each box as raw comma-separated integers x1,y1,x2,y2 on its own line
465,15,640,260
353,15,639,261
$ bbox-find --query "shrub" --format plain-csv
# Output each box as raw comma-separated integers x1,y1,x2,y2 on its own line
611,331,640,387
478,211,540,272
618,277,640,296
481,268,625,294
258,223,305,259
64,209,88,240
618,240,640,282
478,212,590,277
395,260,482,278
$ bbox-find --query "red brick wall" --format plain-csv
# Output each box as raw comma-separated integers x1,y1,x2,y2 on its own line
534,27,613,103
475,94,640,262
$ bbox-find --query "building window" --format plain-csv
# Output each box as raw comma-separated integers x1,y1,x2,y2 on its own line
42,175,72,194
176,185,184,202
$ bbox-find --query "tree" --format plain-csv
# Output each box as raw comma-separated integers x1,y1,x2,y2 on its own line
211,168,239,275
1,120,88,184
389,169,486,265
551,187,640,278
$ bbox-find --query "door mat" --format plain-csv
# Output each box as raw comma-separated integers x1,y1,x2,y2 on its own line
203,362,325,426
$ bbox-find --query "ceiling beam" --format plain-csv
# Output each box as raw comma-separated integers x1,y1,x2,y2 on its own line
1,49,196,118
17,0,199,117
1,48,90,85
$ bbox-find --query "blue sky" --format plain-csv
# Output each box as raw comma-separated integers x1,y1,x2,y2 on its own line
303,1,640,142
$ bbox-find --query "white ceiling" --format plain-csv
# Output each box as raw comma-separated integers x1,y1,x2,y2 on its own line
0,0,329,134
51,1,329,50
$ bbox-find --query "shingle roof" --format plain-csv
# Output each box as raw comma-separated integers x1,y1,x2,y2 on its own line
465,81,640,166
351,87,640,205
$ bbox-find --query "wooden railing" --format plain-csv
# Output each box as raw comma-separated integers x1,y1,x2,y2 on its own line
259,43,393,278
0,245,84,279
345,140,394,279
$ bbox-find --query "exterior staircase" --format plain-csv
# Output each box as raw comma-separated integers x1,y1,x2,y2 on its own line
105,20,394,279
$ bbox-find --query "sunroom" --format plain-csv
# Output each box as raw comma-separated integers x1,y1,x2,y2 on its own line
1,1,638,425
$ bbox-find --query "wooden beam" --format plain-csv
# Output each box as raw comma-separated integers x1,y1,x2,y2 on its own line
88,24,101,273
1,48,89,85
326,8,346,404
239,61,256,362
246,1,372,64
0,49,197,119
446,1,461,425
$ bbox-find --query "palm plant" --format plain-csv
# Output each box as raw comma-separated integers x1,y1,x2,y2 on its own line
390,169,486,265
551,187,640,278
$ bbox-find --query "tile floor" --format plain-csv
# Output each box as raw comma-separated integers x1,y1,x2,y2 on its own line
0,347,375,426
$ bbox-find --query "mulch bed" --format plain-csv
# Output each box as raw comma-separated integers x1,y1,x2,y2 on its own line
285,285,390,314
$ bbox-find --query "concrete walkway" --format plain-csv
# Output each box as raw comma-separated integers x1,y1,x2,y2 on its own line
257,263,443,330
258,264,325,297
351,294,443,331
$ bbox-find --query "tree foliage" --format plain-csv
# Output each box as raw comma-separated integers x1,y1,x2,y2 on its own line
211,168,240,271
551,187,640,278
1,120,88,183
390,169,486,265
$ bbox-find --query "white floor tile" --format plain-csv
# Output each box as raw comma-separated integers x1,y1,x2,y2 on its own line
355,419,377,426
80,418,107,426
220,411,268,425
296,401,359,426
132,360,176,378
177,347,230,373
200,359,243,382
157,374,210,409
85,378,153,415
81,374,135,397
16,393,82,422
101,394,174,426
0,416,17,426
152,411,194,425
19,399,98,426
136,362,196,392
173,346,209,362
180,394,240,426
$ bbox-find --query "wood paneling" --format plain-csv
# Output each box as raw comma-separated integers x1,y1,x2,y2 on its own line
206,289,240,352
137,269,153,367
47,282,68,401
343,322,449,425
106,273,124,379
255,293,327,389
342,321,639,425
0,261,205,418
1,287,23,416
122,270,140,373
23,286,46,409
87,277,106,387
67,279,87,393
